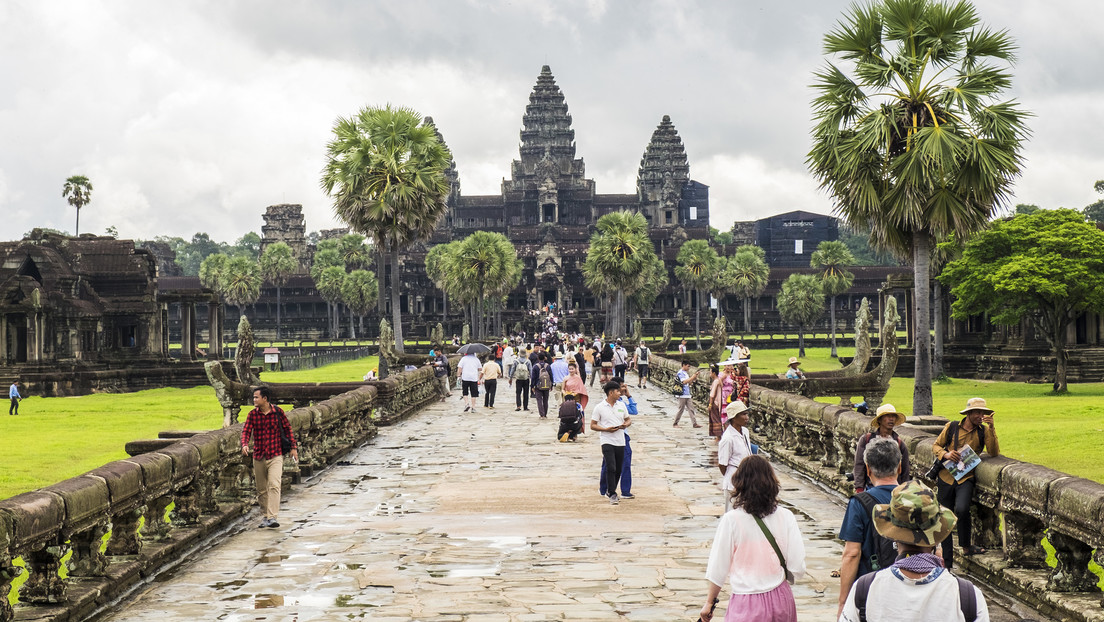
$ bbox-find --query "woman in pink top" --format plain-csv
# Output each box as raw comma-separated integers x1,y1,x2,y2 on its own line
563,363,588,412
700,455,806,622
719,364,737,423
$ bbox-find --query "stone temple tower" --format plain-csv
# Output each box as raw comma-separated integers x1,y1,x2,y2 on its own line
637,115,691,228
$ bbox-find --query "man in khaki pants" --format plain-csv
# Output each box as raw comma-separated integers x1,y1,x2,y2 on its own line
241,386,297,528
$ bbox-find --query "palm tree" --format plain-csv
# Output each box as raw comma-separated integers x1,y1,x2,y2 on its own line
581,211,655,338
931,234,962,378
259,242,297,340
810,240,856,358
311,245,343,337
808,0,1029,415
675,239,718,350
426,240,464,324
316,266,347,338
199,253,229,294
451,231,519,339
223,256,263,319
321,105,452,354
341,269,379,339
777,273,824,358
62,175,93,236
338,233,372,269
729,246,770,334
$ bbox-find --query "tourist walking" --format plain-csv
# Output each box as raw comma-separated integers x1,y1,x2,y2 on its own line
717,401,752,510
481,356,500,408
511,355,532,411
458,352,482,412
590,381,631,505
700,455,806,621
679,339,688,355
633,341,651,388
613,340,629,378
584,344,596,386
433,351,451,401
673,360,702,428
550,353,570,408
599,342,614,384
707,364,724,439
9,381,21,416
837,438,904,617
932,397,1000,567
853,404,911,493
838,481,989,622
533,354,553,418
240,386,297,529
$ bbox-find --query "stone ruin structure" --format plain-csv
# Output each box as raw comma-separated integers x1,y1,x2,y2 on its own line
260,203,310,274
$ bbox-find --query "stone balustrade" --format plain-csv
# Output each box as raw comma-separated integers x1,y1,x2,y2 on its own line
0,365,423,622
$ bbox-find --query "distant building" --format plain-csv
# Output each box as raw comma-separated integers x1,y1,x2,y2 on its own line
754,210,839,267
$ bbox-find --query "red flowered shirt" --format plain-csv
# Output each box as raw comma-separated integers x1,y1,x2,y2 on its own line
241,405,296,460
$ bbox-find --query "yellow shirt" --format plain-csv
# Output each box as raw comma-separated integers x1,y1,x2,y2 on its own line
481,361,501,380
932,420,999,484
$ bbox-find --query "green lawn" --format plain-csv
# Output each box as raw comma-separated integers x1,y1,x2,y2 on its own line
259,356,380,383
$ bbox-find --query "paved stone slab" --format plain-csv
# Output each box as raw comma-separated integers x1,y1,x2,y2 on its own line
97,382,1027,621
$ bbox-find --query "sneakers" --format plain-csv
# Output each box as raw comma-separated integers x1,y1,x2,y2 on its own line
559,432,571,442
620,493,635,499
268,520,280,528
463,406,470,412
609,493,620,505
259,518,272,528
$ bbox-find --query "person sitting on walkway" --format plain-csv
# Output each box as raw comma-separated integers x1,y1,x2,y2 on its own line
717,401,752,511
853,404,911,493
557,392,583,442
591,381,631,505
673,360,702,428
932,397,1000,567
701,455,806,622
837,437,903,618
838,480,990,622
784,357,805,380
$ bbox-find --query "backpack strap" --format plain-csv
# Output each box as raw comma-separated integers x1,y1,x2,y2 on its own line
956,576,977,622
852,571,877,622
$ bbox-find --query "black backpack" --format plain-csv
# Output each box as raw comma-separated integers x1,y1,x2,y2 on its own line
853,569,977,622
854,492,899,573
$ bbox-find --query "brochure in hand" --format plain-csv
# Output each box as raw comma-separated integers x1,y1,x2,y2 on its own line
944,445,981,481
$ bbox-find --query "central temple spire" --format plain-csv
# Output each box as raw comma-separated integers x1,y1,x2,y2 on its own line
518,65,577,170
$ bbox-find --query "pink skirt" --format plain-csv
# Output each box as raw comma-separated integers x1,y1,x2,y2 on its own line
725,581,796,622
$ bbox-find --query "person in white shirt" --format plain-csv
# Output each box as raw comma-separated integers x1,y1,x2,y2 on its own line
457,353,482,412
838,481,989,622
717,401,753,511
590,381,631,505
502,342,516,378
701,455,806,622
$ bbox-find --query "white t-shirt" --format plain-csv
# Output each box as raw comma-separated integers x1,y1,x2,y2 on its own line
705,507,806,595
591,399,628,447
458,355,482,382
838,567,989,622
717,425,752,491
502,346,515,367
679,343,687,354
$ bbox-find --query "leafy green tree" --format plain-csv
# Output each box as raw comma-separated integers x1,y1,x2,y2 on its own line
629,252,669,316
675,239,719,349
1015,203,1040,216
808,0,1029,415
259,242,297,339
321,105,452,354
777,273,824,358
1084,182,1104,223
426,240,464,323
199,253,229,294
450,231,520,339
62,175,93,236
179,232,229,275
338,233,372,269
232,232,262,259
222,256,263,318
582,211,656,338
810,240,856,358
940,209,1104,392
341,269,379,338
311,245,344,337
838,224,898,266
316,266,347,338
729,245,770,334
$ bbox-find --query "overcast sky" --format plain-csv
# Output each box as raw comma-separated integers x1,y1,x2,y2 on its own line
2,0,1101,244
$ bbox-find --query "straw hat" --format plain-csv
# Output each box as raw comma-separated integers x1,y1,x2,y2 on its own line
727,400,749,419
873,481,957,547
960,397,994,414
787,357,801,367
870,403,906,428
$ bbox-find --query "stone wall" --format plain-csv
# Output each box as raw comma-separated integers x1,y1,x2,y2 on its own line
0,364,444,622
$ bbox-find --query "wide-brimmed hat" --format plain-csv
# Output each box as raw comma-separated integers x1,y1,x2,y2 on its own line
873,481,957,547
787,357,801,367
563,392,576,399
871,403,906,427
960,397,993,414
727,401,749,419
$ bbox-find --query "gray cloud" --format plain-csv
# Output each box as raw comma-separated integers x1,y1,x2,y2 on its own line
1,0,1101,243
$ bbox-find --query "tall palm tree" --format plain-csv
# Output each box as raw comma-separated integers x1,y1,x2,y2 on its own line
223,256,263,319
338,233,372,270
810,240,856,358
62,175,93,236
311,246,343,337
777,273,824,358
259,242,297,340
729,246,770,334
321,105,452,354
675,239,718,350
582,211,655,338
452,231,519,339
808,0,1029,415
426,240,465,324
316,266,346,338
341,269,378,339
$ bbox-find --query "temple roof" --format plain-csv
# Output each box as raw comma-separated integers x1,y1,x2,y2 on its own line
637,115,690,194
517,65,576,168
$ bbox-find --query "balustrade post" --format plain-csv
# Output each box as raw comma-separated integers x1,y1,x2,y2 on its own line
142,495,173,541
20,539,69,604
171,483,202,526
106,506,145,556
1003,513,1048,568
67,522,110,577
1048,532,1100,592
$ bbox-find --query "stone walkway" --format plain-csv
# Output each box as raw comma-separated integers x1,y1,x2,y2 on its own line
98,381,1027,621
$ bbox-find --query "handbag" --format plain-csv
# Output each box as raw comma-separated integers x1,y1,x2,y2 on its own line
278,413,293,455
754,516,795,585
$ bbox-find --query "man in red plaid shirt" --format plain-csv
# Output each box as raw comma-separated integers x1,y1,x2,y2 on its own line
241,386,297,528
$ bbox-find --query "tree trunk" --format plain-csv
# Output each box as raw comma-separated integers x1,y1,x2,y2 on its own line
75,207,80,237
798,324,806,358
1053,316,1069,393
694,289,702,350
275,285,282,340
349,305,356,340
390,245,405,353
911,231,934,416
933,283,944,378
744,296,752,334
335,303,341,339
829,294,838,358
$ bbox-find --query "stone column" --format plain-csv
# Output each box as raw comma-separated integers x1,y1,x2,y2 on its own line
0,315,7,362
27,313,40,362
207,302,221,360
181,304,194,363
161,304,169,357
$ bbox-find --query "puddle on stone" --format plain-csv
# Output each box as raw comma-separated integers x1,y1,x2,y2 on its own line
210,579,249,590
427,565,500,578
257,553,288,564
254,594,284,608
333,562,364,570
459,535,528,551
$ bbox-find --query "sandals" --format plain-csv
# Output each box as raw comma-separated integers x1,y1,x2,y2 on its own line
963,545,986,556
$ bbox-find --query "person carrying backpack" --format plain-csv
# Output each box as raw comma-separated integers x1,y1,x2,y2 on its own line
839,479,988,622
633,343,650,388
511,356,532,412
533,354,553,418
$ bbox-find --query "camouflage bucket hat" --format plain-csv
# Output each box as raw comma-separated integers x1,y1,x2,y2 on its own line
872,481,957,547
